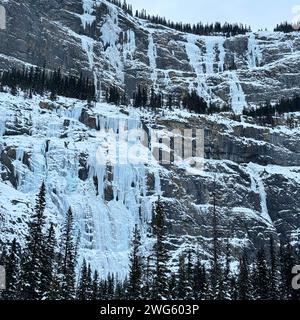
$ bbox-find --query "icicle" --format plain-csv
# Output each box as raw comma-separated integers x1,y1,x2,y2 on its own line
100,5,124,83
147,32,158,87
245,164,272,224
247,33,262,69
16,148,24,162
228,72,248,114
81,0,97,29
0,106,6,136
217,38,226,72
185,34,211,102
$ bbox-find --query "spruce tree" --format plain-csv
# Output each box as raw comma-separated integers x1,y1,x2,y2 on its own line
269,236,279,300
21,182,47,300
77,259,88,300
168,272,177,299
152,200,170,300
210,178,221,298
91,270,100,300
142,256,153,299
279,241,295,300
86,264,93,300
107,273,115,300
5,239,21,300
253,248,270,300
185,250,194,299
237,251,252,300
60,207,76,300
177,254,188,299
128,225,143,300
220,239,232,300
192,256,207,300
40,223,57,299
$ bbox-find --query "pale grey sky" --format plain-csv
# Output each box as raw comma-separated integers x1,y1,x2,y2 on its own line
129,0,300,31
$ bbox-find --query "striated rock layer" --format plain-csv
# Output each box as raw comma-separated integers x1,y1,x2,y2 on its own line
1,0,300,112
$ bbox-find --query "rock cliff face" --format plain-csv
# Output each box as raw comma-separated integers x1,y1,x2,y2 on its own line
0,91,299,274
1,0,300,111
0,0,299,275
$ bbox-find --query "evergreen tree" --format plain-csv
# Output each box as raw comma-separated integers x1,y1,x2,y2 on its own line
269,236,279,300
60,207,77,300
77,259,88,300
177,254,188,299
168,272,177,299
185,250,194,299
40,223,57,299
237,251,252,300
210,178,221,298
142,256,153,299
279,241,295,300
192,256,208,300
152,199,170,300
5,239,21,300
21,182,47,300
86,263,93,300
128,225,143,300
253,248,270,300
220,239,232,300
91,270,100,300
107,273,115,300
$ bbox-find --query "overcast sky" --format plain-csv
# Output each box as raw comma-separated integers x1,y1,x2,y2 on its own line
129,0,300,31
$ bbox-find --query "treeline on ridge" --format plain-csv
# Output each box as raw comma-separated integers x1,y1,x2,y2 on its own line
0,65,96,102
107,0,251,36
274,22,300,33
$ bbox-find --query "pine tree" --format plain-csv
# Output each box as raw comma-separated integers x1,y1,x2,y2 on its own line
5,239,21,300
21,182,47,300
210,178,221,298
107,273,115,300
192,256,208,300
279,241,295,300
177,254,188,299
99,279,108,300
237,251,252,300
77,259,88,300
253,248,270,300
86,264,93,300
168,272,177,299
185,250,194,300
128,225,143,300
40,223,57,300
91,270,100,300
269,236,279,300
220,239,232,300
152,199,170,300
60,207,77,300
142,256,153,299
